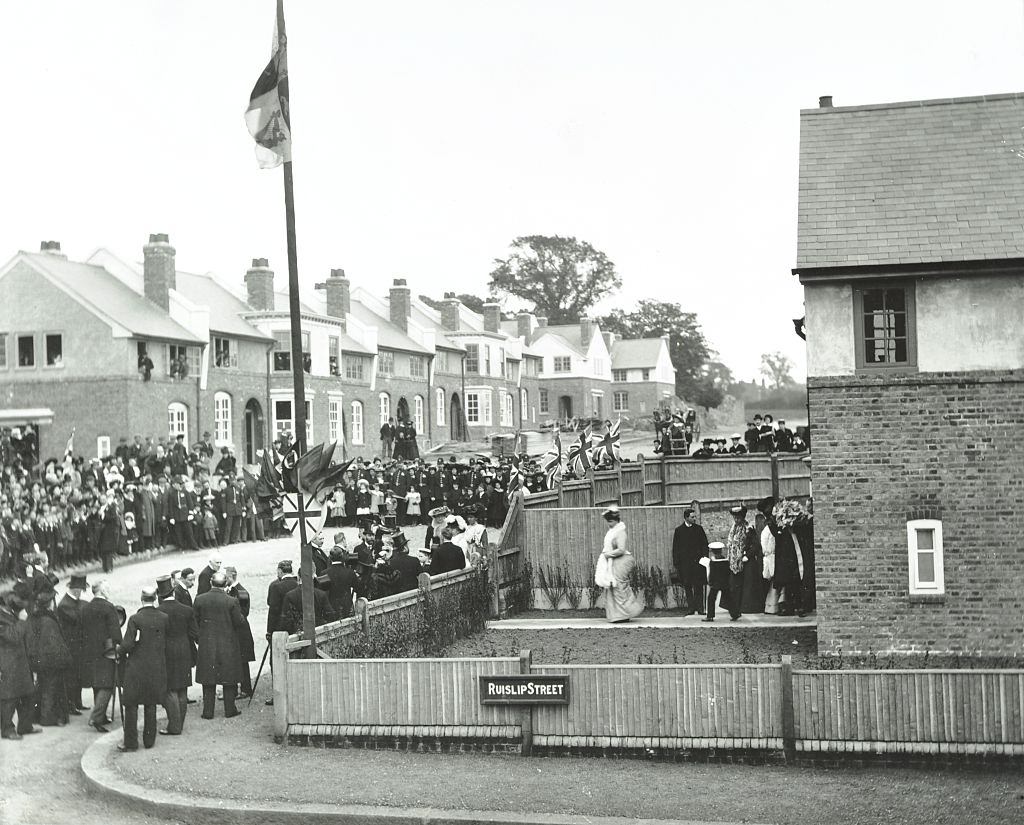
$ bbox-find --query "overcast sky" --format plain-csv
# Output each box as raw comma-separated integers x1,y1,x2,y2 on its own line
7,1,1024,380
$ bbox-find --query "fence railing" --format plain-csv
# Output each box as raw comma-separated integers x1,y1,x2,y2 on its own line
271,646,1024,758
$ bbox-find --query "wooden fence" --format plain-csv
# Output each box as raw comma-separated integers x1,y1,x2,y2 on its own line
523,453,810,511
272,646,1024,758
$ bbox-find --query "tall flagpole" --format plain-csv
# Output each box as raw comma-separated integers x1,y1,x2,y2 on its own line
277,0,317,656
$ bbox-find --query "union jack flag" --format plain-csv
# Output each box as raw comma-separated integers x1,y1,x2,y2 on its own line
567,427,592,475
540,432,564,486
591,418,622,466
506,455,522,501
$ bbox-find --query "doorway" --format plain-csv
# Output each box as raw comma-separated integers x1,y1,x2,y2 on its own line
450,393,467,441
244,398,265,464
558,395,573,420
397,396,410,423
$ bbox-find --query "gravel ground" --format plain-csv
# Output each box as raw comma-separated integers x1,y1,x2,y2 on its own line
107,687,1024,825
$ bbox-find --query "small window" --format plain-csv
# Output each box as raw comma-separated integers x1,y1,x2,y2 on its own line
854,284,917,369
344,356,365,381
413,395,424,433
539,388,549,414
435,350,449,373
907,519,944,595
273,331,291,372
483,345,491,376
214,392,232,445
45,334,63,367
350,401,364,445
501,393,513,426
466,392,480,424
377,351,394,377
553,356,571,373
409,355,425,379
328,398,341,444
481,390,493,426
465,344,479,374
17,335,34,368
167,402,188,440
96,436,111,459
379,392,390,425
613,391,628,412
168,344,198,379
0,333,7,368
641,368,650,381
301,332,311,374
612,369,627,382
274,399,293,437
328,337,340,377
436,388,445,426
520,389,528,422
213,337,236,368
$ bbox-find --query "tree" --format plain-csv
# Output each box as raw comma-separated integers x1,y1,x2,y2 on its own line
760,351,795,390
690,361,734,411
419,293,490,314
488,235,620,324
599,300,720,405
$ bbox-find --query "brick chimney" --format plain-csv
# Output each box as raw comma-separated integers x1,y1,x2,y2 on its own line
819,95,833,108
441,292,461,331
580,317,595,345
39,240,66,258
244,258,275,311
602,331,616,351
537,316,548,328
516,312,534,340
389,278,411,333
482,302,501,333
315,268,350,326
143,233,176,311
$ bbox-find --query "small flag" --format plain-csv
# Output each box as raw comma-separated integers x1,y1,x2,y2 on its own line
540,432,563,487
567,427,592,475
591,419,622,466
257,448,282,498
280,441,304,493
244,0,291,169
310,458,354,502
64,428,75,459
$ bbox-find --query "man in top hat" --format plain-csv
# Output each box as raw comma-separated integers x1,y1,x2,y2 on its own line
193,571,246,719
0,585,39,740
155,575,196,735
281,567,336,634
728,434,748,455
56,573,89,714
165,477,199,551
384,531,422,595
81,580,122,732
118,586,169,751
317,535,358,619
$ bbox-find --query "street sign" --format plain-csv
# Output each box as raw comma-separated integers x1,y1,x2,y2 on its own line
479,675,570,705
281,492,324,536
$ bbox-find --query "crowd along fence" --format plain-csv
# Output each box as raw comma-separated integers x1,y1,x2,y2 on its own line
271,646,1024,760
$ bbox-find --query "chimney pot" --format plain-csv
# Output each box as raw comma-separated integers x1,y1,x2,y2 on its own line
330,268,346,279
389,278,412,332
818,95,833,108
143,233,176,311
393,277,407,286
441,295,461,331
244,257,275,311
516,311,534,340
537,316,548,328
149,233,170,244
252,257,269,268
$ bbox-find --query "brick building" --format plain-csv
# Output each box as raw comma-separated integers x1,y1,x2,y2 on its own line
608,334,677,416
796,93,1024,658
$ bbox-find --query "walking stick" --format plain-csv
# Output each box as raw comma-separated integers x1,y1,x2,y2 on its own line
249,642,271,706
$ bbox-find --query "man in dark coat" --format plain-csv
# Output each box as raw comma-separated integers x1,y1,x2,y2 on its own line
27,587,73,726
81,580,122,732
118,587,168,751
56,573,89,713
174,568,195,606
0,588,39,740
387,532,423,594
165,478,198,551
224,567,255,697
671,508,709,615
196,553,222,597
266,560,298,640
218,477,243,545
98,491,120,573
156,575,198,735
281,569,336,634
192,572,246,719
429,528,466,576
317,541,357,619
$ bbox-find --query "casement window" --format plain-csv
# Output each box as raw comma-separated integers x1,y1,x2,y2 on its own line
466,392,480,424
328,336,340,377
613,391,628,412
328,398,341,444
413,395,424,433
854,284,917,370
612,369,627,382
45,333,63,367
168,344,200,378
435,350,450,373
167,402,188,440
350,401,364,445
409,355,425,379
378,392,390,425
641,369,650,380
274,399,311,443
553,356,571,373
344,356,365,381
213,337,236,368
539,389,549,414
907,520,944,596
483,345,491,376
520,389,528,422
272,331,311,373
500,393,513,426
465,344,479,374
435,388,445,426
17,334,35,368
213,392,232,445
377,350,394,377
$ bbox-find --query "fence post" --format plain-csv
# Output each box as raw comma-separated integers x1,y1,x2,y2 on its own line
659,455,668,505
780,654,796,763
615,459,623,505
586,466,595,507
770,453,781,500
355,597,369,634
638,454,647,506
487,543,500,618
417,572,432,594
519,648,533,756
271,631,289,743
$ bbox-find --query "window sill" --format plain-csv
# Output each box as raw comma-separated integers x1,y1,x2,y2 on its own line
908,593,945,604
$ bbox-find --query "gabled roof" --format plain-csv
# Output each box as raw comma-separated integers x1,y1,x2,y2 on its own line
175,270,271,341
410,304,464,351
12,252,202,343
267,290,374,355
531,324,595,356
271,289,321,316
611,338,665,369
347,302,431,355
797,92,1024,269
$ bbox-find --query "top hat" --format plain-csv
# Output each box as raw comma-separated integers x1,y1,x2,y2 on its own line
155,575,174,599
68,573,89,590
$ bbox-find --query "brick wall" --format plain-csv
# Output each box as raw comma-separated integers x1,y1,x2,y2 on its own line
808,370,1024,658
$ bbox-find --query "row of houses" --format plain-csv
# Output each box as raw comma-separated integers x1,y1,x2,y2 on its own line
0,237,677,463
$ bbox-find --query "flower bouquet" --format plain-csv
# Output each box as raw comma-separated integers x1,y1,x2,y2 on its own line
773,498,811,530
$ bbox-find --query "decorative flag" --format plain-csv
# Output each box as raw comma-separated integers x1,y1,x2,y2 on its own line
540,432,564,487
567,427,592,475
280,441,304,493
244,0,291,169
310,458,354,502
591,419,622,466
64,428,75,460
258,447,282,495
506,455,522,501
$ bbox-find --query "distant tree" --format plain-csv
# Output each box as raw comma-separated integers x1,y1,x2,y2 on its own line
488,235,620,324
760,351,795,390
690,360,734,411
599,300,717,405
419,293,490,314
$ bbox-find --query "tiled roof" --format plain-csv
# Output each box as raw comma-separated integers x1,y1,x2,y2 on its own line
21,253,202,343
410,305,464,351
611,338,664,368
347,302,431,355
532,324,591,356
175,271,271,340
796,92,1024,269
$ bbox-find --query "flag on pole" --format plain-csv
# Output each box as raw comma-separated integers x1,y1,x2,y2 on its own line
591,419,622,466
506,455,522,501
244,0,291,169
540,432,563,487
310,458,354,502
567,427,592,475
64,429,75,460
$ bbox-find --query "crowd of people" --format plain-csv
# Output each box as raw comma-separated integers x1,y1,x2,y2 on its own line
653,409,808,457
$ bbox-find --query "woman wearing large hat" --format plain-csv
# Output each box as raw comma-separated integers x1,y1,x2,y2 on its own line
594,506,644,623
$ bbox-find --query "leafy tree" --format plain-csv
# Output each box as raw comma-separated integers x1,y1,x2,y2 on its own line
599,300,719,404
760,351,795,389
488,235,620,324
419,293,490,314
690,360,734,411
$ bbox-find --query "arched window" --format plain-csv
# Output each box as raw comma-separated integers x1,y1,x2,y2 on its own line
413,395,424,434
351,401,364,445
213,391,232,446
378,392,390,425
435,388,445,426
167,402,188,441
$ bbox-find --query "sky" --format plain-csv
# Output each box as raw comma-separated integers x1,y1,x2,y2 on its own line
6,0,1024,381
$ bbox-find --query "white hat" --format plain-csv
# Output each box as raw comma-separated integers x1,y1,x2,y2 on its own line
601,505,621,518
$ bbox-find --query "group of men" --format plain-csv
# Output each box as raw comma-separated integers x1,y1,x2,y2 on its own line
377,417,420,461
0,553,256,750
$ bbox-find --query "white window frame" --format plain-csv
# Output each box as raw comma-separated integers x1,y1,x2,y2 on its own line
344,356,365,381
328,336,340,377
378,392,390,425
213,336,236,369
213,391,232,446
907,519,944,595
44,332,64,368
466,391,480,424
613,391,628,412
539,388,549,414
96,436,111,459
409,355,425,379
328,397,341,444
167,402,188,441
435,388,445,426
377,351,394,377
350,401,364,445
500,392,513,426
612,369,627,382
16,334,35,369
413,395,424,434
481,390,493,426
520,389,527,423
274,399,293,439
553,356,571,373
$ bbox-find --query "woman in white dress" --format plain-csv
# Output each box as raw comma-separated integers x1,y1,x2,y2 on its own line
595,506,644,623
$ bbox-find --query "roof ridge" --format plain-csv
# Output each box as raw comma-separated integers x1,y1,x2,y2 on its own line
801,91,1024,116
